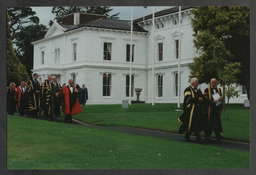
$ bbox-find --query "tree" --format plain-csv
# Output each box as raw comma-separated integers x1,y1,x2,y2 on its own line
49,6,120,26
6,13,29,85
220,63,241,120
15,24,48,75
190,6,250,99
7,7,39,39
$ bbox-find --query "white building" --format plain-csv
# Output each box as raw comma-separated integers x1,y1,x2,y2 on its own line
32,7,248,104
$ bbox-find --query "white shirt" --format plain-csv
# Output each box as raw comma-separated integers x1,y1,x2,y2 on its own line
69,86,73,94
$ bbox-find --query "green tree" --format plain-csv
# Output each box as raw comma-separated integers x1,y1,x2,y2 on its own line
50,6,119,26
15,24,48,75
6,13,29,85
189,6,250,99
220,63,241,120
7,7,39,39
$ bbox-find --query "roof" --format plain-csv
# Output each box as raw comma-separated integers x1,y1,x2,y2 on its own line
59,18,148,33
134,6,193,23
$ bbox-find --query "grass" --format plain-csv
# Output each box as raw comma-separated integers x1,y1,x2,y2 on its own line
7,115,249,169
73,103,250,142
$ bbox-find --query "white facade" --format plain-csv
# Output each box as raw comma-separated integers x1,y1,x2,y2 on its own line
32,8,248,104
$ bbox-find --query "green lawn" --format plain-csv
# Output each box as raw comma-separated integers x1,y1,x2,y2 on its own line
7,115,249,169
73,103,250,142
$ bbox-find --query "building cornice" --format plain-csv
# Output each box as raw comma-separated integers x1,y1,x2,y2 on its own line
32,26,148,45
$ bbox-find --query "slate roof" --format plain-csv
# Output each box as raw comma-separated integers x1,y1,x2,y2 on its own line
59,18,148,33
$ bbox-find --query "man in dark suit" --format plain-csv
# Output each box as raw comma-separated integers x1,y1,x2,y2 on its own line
178,77,205,142
204,78,223,141
49,76,61,121
81,84,88,106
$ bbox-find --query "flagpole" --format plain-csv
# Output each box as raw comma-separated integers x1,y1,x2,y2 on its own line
129,7,133,105
151,7,155,106
177,6,181,108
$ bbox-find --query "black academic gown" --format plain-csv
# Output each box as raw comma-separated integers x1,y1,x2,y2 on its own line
178,86,205,134
27,79,41,115
49,82,61,119
42,80,51,117
204,87,223,135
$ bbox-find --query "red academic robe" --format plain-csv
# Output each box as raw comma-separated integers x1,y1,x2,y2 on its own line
16,86,21,109
62,85,81,116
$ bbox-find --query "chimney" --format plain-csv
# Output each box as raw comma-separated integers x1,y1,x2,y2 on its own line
61,13,107,26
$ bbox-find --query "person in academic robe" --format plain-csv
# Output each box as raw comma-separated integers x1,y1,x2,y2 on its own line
81,84,88,106
76,84,82,104
41,75,52,118
204,78,223,141
16,81,28,116
7,82,16,115
27,73,41,117
48,76,62,121
178,77,205,142
62,79,81,123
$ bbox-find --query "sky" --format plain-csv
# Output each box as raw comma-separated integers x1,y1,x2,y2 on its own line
31,6,173,27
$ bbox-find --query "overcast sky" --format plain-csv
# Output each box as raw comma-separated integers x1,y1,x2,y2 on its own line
31,6,173,27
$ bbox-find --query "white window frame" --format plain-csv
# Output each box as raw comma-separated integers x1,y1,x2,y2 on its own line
103,73,112,96
157,74,163,97
41,51,45,65
126,74,134,97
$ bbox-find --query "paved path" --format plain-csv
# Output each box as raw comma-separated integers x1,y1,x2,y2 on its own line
15,113,250,151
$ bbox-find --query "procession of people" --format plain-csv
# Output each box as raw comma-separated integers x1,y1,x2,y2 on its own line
178,77,224,142
7,73,224,142
6,73,88,124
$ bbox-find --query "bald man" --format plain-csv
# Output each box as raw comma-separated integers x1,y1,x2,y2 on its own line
178,77,205,142
204,78,223,141
62,79,81,123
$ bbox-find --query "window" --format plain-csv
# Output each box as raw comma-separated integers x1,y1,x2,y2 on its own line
73,43,77,61
126,44,134,62
158,43,163,61
55,48,60,63
72,73,76,85
103,73,111,96
104,42,112,60
175,40,179,59
158,74,163,97
175,73,178,96
41,51,44,64
242,85,247,94
174,20,177,25
126,75,134,97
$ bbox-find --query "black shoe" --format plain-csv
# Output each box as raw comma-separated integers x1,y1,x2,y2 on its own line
216,135,223,142
204,136,213,141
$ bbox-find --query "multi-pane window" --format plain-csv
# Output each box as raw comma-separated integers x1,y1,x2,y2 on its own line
158,43,163,61
126,75,134,97
73,43,77,61
175,40,179,59
72,74,76,85
103,74,111,96
41,51,44,64
175,73,178,96
158,74,163,97
104,42,112,60
126,44,134,62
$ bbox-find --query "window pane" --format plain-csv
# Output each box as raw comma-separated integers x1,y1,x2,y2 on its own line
175,40,179,59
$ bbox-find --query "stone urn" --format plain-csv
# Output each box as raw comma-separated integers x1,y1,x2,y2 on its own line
135,88,142,101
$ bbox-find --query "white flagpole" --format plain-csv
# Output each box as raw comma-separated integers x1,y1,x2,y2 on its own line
151,7,155,106
129,7,133,105
177,6,181,108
